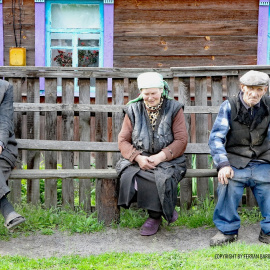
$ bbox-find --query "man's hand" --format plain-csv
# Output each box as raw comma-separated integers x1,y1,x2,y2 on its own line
135,155,156,170
0,146,3,155
218,166,234,185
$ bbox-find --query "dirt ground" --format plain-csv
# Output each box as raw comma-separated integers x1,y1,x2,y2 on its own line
0,222,264,258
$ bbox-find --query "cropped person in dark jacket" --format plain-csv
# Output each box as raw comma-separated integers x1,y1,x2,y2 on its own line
116,72,188,236
0,79,25,230
209,70,270,246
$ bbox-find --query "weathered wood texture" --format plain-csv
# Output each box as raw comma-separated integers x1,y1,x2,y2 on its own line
62,79,75,208
114,0,258,67
26,78,40,205
2,65,265,223
79,79,91,212
2,0,259,68
44,78,58,208
211,76,223,202
195,77,209,200
3,0,35,66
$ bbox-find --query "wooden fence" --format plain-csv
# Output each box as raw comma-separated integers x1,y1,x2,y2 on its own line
1,65,267,224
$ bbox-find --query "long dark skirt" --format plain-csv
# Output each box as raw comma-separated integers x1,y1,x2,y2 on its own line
118,166,162,213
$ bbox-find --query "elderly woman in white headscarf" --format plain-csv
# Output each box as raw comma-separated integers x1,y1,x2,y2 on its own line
116,72,188,236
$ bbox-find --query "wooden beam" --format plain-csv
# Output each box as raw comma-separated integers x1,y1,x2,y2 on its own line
16,139,210,154
13,103,220,114
9,168,217,179
1,65,270,79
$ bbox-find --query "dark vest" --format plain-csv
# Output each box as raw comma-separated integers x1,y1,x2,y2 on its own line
226,95,270,168
125,98,182,154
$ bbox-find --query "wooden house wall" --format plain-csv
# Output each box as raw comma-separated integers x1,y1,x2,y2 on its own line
3,0,35,66
113,0,259,68
1,0,260,68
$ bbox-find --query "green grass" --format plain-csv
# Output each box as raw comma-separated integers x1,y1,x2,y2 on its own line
0,204,104,241
0,198,263,241
0,243,270,269
0,200,267,269
118,198,262,230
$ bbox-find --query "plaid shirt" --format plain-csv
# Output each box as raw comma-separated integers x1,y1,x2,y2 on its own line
208,99,270,170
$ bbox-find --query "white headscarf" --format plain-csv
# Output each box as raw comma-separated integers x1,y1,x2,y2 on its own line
137,72,164,90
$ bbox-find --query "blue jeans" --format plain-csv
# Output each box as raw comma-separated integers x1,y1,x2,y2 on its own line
213,162,270,235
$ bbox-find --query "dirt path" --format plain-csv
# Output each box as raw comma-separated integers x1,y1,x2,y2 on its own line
0,223,264,258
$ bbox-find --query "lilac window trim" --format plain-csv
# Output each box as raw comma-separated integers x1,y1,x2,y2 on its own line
258,1,269,65
35,2,46,67
0,2,4,66
104,3,114,68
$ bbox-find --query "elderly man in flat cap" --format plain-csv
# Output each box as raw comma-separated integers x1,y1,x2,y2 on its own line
209,70,270,246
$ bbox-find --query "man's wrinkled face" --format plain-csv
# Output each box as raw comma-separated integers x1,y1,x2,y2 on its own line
241,84,268,107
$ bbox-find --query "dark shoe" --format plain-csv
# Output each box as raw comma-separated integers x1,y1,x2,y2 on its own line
169,210,178,224
210,231,238,247
259,229,270,244
140,217,162,236
4,212,26,230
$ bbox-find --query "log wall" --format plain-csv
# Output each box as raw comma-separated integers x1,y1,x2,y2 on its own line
2,0,260,68
3,0,35,66
114,0,259,67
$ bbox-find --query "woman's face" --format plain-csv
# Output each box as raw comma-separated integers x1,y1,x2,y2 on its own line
141,87,163,107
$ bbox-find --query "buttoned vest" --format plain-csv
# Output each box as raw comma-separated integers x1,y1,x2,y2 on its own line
226,95,270,168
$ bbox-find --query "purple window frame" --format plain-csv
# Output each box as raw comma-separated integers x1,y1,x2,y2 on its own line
0,1,4,66
258,1,270,65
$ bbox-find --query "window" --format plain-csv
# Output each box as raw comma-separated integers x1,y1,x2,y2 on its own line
46,1,103,68
45,1,104,95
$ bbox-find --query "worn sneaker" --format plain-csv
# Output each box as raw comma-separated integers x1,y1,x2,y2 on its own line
140,217,162,236
210,231,238,247
259,229,270,244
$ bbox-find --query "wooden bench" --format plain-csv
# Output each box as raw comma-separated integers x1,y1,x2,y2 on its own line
3,65,263,224
9,104,218,225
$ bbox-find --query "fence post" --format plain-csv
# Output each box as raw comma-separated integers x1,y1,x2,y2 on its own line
95,78,119,225
45,78,58,208
178,77,193,209
79,78,91,212
111,78,125,222
211,76,223,202
62,79,74,209
9,78,22,204
26,78,40,204
195,77,209,200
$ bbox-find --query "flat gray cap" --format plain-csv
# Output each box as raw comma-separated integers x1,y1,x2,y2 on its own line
239,70,269,86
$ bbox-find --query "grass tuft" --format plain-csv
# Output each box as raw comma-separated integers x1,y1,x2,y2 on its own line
0,199,264,241
0,203,104,241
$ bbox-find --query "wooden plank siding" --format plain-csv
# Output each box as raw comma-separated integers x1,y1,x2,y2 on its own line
1,65,268,223
3,0,35,66
113,0,259,67
2,0,260,68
